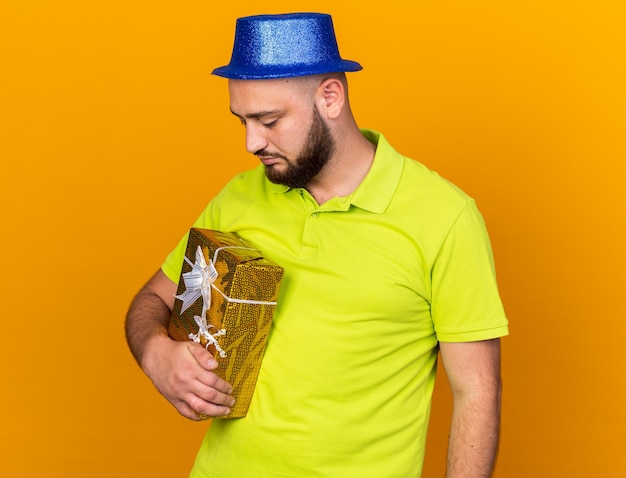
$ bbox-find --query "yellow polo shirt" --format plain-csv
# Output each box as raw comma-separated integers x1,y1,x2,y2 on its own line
162,130,508,477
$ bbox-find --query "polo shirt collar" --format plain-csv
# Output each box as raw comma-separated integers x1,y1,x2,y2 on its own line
266,129,403,214
349,129,403,214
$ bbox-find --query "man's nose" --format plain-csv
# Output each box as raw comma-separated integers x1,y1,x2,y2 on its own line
245,124,268,154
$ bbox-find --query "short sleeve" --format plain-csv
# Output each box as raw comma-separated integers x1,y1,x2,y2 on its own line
160,198,221,283
431,200,509,342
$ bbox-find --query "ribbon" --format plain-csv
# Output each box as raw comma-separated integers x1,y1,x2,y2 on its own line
175,244,278,356
189,317,227,358
176,245,217,318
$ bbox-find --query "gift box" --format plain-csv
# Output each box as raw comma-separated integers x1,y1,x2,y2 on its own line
168,228,284,418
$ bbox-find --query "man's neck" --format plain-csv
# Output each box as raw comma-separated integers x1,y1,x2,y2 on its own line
305,130,376,205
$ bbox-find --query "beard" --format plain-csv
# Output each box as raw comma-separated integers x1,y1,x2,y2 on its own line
260,107,336,189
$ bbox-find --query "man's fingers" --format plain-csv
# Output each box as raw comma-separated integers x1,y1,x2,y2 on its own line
184,342,235,413
196,370,234,397
175,400,216,421
173,388,233,421
187,343,234,395
187,342,220,371
187,391,233,418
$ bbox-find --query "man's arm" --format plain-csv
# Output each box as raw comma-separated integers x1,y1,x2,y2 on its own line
439,338,502,478
125,269,235,419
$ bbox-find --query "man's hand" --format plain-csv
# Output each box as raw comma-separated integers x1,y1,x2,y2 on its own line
142,335,236,420
125,269,235,420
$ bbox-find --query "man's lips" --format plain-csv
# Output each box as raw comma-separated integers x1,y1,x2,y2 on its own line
255,149,288,166
257,155,281,166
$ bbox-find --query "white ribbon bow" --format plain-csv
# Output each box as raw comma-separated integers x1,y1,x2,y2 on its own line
176,246,218,318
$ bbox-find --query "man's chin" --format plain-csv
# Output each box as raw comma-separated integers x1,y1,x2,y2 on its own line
264,169,305,189
266,175,291,187
264,167,287,185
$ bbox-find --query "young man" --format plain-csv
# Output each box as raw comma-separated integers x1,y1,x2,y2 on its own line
126,13,508,477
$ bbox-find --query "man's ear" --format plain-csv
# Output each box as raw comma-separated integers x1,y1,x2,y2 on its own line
317,77,345,119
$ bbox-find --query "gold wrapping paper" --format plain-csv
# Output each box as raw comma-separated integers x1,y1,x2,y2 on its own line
168,228,284,418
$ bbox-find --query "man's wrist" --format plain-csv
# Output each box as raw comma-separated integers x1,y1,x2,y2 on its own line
140,332,172,378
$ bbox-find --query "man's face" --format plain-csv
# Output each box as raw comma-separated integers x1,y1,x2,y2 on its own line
260,107,335,188
229,78,335,189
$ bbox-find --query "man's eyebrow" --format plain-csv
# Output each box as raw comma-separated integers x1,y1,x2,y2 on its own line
230,109,282,119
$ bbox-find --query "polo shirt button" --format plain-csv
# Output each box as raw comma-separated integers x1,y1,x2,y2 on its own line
312,212,319,218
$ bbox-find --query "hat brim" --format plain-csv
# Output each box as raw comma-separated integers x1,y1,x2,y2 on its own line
212,59,363,80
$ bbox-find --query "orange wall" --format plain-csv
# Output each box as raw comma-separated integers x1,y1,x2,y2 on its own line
1,1,625,476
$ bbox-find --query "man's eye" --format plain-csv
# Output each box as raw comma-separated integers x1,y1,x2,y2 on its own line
263,119,278,128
